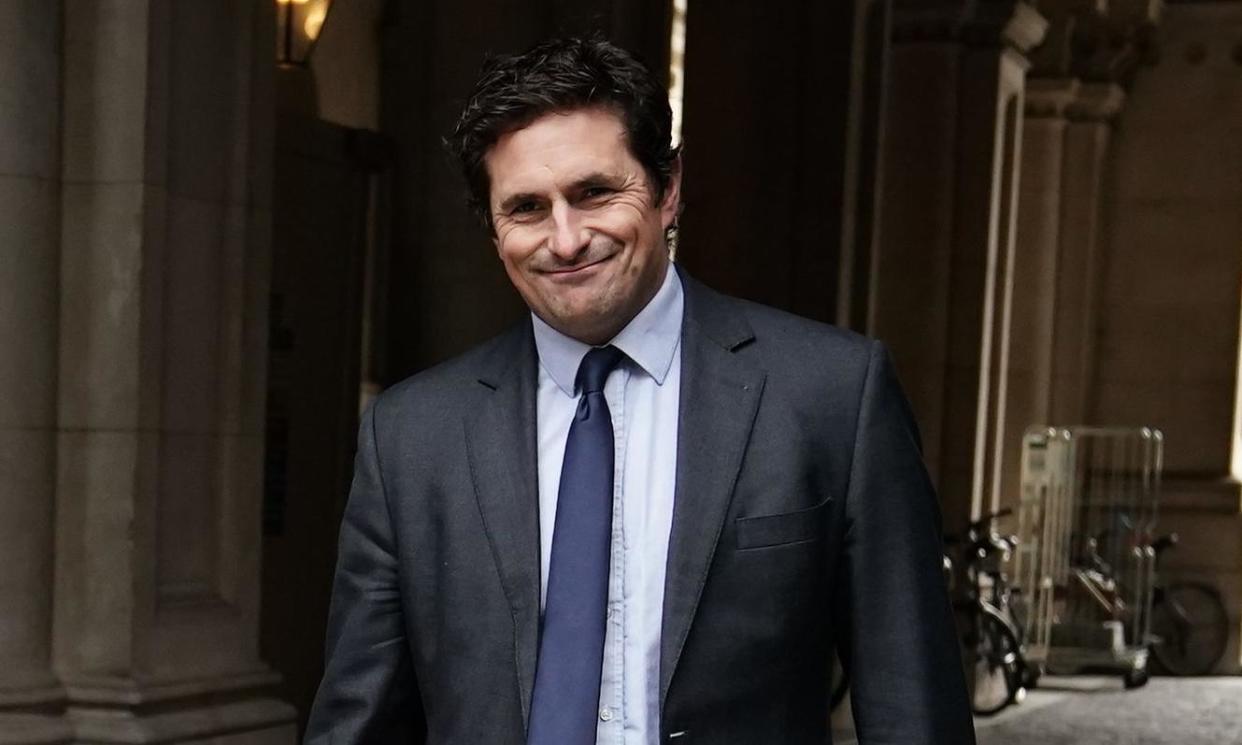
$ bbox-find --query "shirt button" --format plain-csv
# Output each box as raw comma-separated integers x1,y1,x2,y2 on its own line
599,707,613,722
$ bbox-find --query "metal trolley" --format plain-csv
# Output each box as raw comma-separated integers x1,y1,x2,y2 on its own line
1012,426,1163,687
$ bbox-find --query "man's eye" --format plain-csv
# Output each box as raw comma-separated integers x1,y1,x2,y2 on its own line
511,202,541,215
583,186,613,199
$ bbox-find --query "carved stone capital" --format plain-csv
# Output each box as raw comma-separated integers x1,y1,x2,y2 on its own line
893,0,1049,53
1027,1,1108,76
1029,13,1077,77
1023,76,1126,121
1073,0,1163,83
1066,81,1126,121
1028,0,1164,87
1025,78,1082,118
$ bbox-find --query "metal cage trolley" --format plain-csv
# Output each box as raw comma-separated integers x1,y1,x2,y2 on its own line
1010,427,1074,681
1012,426,1163,688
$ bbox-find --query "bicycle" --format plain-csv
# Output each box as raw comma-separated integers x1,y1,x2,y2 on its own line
1148,532,1229,676
948,508,1032,716
1069,528,1226,682
828,523,1034,717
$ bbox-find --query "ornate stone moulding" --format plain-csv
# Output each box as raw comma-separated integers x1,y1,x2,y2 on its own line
891,0,1050,53
1031,0,1165,82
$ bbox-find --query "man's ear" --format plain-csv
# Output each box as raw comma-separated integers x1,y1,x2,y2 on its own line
660,154,683,229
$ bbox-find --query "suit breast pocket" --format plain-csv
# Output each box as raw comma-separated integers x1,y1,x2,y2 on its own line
735,495,832,550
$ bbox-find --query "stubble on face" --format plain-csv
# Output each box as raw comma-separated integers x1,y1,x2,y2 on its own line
485,106,679,345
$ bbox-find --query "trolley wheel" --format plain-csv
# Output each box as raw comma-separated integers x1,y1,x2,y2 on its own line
1124,663,1149,690
970,610,1025,716
1021,664,1042,691
1150,581,1229,676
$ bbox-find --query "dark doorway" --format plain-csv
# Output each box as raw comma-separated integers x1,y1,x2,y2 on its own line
261,113,390,735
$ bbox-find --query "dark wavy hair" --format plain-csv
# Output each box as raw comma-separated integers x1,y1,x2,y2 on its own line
446,37,680,228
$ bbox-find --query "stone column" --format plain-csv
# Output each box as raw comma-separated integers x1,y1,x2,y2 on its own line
658,0,886,324
53,2,295,740
872,1,1047,528
0,2,71,743
1049,83,1123,426
996,78,1078,514
998,74,1123,513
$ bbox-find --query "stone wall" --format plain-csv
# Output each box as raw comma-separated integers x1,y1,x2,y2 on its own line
0,2,296,742
0,2,68,741
1093,0,1242,673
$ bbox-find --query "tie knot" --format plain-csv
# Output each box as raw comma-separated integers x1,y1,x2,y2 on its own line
575,345,624,395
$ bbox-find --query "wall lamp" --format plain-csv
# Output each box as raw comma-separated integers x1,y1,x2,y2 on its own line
276,0,334,67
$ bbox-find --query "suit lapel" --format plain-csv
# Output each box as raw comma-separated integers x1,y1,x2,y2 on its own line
463,321,541,728
660,272,766,708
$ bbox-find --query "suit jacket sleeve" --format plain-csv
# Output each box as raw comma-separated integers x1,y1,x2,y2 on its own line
304,402,424,744
836,341,975,744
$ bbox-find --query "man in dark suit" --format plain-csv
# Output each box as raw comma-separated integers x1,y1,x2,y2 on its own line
305,37,974,745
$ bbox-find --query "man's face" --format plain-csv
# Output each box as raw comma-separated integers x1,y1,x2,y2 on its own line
485,106,681,345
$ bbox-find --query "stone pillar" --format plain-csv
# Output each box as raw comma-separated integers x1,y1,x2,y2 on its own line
678,0,889,328
872,1,1046,528
1015,2,1134,434
0,2,71,743
53,1,295,740
998,75,1124,512
1048,84,1123,426
996,78,1077,514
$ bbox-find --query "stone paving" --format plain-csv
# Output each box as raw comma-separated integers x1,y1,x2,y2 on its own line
834,676,1242,744
974,676,1242,745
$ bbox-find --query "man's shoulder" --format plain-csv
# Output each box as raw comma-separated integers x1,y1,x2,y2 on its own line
367,321,529,426
684,275,876,373
735,294,870,351
737,299,877,392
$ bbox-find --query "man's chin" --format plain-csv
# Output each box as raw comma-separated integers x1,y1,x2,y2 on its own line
537,303,624,345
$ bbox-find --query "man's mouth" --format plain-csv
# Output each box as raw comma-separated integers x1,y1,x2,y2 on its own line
543,253,614,276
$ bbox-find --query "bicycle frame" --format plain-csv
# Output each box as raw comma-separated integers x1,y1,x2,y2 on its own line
951,509,1030,715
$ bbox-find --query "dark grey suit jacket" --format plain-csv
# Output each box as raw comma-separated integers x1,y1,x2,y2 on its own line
304,271,975,744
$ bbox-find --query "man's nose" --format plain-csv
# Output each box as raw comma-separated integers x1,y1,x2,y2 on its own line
549,202,589,260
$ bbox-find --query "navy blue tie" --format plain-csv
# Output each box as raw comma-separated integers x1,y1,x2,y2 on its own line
527,345,625,745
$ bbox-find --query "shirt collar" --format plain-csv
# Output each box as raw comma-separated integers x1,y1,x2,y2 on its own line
531,262,684,397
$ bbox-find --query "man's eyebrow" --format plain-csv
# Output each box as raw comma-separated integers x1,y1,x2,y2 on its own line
496,191,542,213
572,171,624,189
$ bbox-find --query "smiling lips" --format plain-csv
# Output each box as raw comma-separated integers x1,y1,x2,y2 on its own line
541,253,616,279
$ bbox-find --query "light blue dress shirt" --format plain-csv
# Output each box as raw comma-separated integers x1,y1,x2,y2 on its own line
531,263,684,745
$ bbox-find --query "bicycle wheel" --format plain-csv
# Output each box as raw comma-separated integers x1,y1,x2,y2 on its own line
1150,581,1229,676
971,609,1025,716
